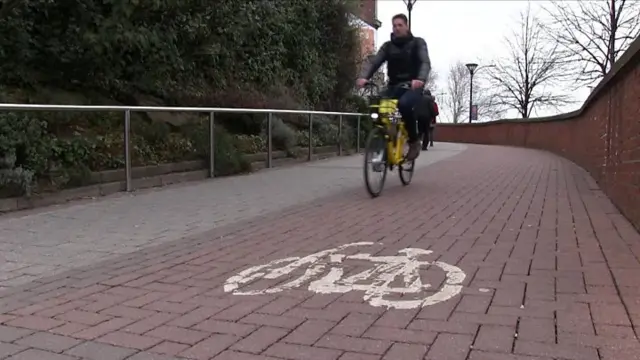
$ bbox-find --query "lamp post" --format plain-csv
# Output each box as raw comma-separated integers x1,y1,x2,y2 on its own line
402,0,418,30
465,63,478,123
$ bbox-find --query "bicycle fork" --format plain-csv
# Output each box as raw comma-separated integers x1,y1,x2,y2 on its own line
386,125,407,166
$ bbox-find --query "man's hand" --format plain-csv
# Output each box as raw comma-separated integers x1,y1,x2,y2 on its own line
356,78,368,88
411,80,425,90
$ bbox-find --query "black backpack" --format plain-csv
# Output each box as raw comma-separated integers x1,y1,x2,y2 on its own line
414,95,435,119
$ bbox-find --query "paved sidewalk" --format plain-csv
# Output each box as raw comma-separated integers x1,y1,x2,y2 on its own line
0,143,466,290
1,144,640,359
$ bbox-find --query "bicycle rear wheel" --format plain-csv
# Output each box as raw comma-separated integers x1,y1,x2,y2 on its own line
363,127,388,198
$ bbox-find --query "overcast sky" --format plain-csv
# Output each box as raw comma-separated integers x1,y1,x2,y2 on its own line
375,0,592,122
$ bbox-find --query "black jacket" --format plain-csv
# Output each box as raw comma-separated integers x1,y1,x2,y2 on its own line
359,33,431,86
415,94,436,120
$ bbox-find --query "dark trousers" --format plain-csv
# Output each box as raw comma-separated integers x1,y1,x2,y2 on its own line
417,115,428,136
419,123,434,147
425,126,434,145
382,87,422,142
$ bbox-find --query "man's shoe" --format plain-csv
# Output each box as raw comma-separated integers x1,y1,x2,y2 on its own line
407,141,421,160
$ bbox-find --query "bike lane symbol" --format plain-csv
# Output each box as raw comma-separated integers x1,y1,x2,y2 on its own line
223,242,466,310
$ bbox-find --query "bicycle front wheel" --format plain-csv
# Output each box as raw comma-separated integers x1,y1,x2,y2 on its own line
399,159,415,185
398,134,415,185
363,127,388,198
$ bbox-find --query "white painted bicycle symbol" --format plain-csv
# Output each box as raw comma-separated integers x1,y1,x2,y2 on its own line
223,242,466,310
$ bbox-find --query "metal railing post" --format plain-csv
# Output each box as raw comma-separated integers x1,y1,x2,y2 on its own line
338,115,343,156
124,110,132,192
209,111,215,178
356,115,361,153
267,112,273,168
308,113,313,161
0,104,366,193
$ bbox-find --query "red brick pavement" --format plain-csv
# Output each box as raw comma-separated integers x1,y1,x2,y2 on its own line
1,144,640,360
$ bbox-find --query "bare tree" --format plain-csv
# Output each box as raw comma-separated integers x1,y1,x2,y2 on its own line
424,69,438,92
442,62,468,123
442,62,506,123
542,0,640,86
486,5,572,119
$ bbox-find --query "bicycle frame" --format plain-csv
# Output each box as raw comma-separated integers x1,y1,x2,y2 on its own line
369,98,408,166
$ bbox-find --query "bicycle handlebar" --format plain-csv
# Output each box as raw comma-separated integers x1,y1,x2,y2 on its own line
362,81,412,95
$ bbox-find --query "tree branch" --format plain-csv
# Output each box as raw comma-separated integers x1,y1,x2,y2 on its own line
441,62,506,123
486,5,573,118
542,0,640,86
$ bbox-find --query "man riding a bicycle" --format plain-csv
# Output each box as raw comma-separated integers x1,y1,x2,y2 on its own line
356,13,432,161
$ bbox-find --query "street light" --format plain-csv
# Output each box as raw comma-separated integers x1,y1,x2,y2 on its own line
402,0,418,30
465,63,478,123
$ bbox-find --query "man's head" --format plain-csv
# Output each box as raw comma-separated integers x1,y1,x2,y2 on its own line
392,14,410,37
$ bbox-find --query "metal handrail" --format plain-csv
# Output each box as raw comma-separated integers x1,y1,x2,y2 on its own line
0,103,366,193
0,103,365,116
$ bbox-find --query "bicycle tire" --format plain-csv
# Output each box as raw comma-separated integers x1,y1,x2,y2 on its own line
363,127,388,198
397,131,414,186
398,156,416,186
399,159,415,185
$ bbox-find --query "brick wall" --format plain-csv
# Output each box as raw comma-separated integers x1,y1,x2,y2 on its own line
358,27,376,60
354,0,378,29
436,37,640,230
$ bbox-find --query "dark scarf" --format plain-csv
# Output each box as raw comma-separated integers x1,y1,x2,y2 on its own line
390,32,414,47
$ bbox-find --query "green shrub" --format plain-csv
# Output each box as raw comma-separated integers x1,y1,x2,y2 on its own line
339,126,355,149
0,110,255,197
296,130,323,148
89,133,126,171
0,0,364,196
0,0,361,109
264,117,297,153
159,133,198,163
213,128,252,176
48,136,94,188
314,117,340,146
0,112,50,195
235,134,266,154
136,121,172,148
0,154,34,197
181,119,251,176
220,113,264,136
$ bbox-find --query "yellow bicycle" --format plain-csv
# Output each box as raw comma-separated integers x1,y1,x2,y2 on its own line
362,82,415,198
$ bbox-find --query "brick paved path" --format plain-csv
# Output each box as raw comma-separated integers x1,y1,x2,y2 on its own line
1,144,640,359
0,144,466,290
